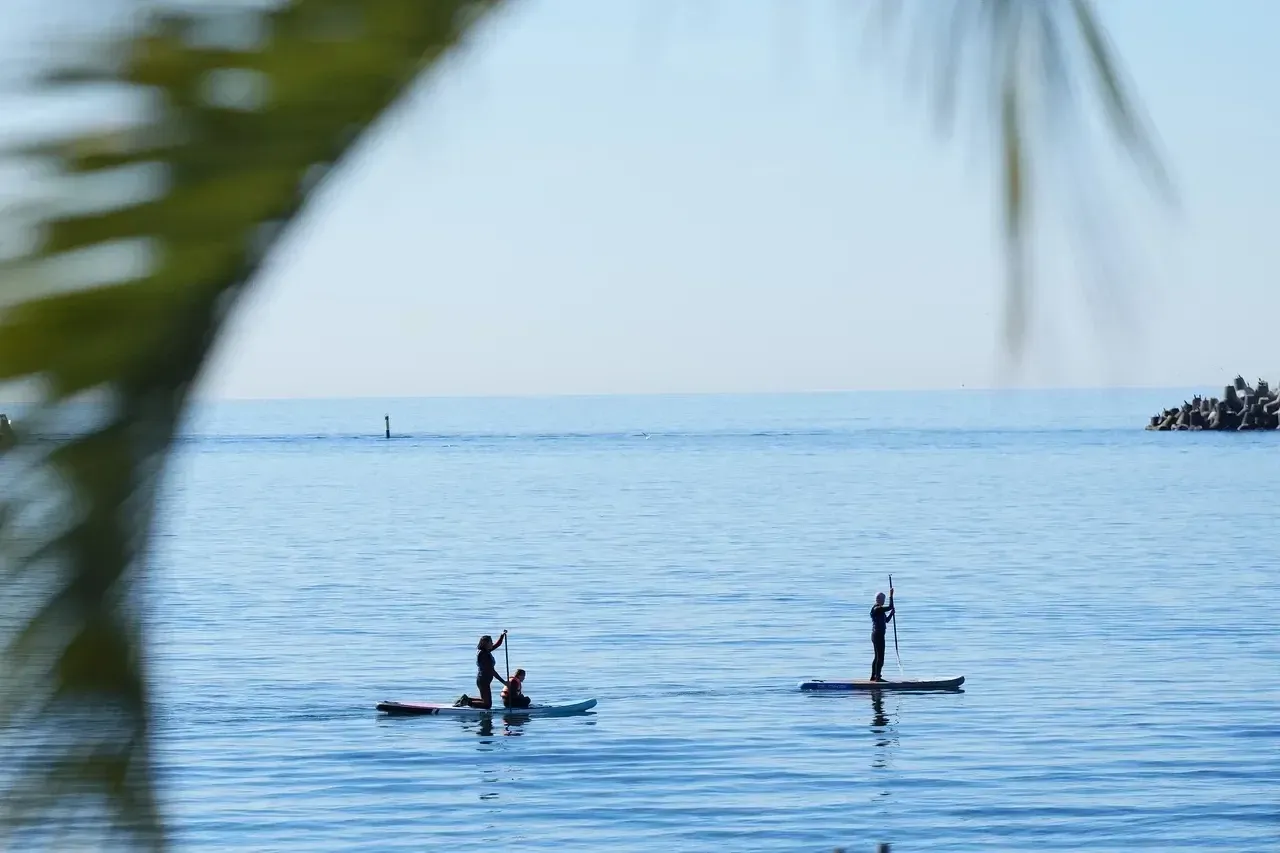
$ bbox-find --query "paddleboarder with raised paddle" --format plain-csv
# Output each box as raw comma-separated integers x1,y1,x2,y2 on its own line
869,585,895,682
454,630,509,709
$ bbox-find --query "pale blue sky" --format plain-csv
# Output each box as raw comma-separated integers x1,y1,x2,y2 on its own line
7,1,1280,398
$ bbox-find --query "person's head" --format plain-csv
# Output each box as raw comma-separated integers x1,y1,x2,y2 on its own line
514,668,526,680
875,592,886,605
478,635,493,651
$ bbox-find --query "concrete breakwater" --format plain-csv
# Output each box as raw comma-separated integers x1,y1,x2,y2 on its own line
1148,376,1280,431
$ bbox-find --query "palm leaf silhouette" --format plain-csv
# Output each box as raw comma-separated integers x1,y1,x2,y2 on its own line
873,0,1168,352
0,2,501,846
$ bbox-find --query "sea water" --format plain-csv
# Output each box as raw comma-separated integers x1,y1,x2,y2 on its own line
141,391,1280,851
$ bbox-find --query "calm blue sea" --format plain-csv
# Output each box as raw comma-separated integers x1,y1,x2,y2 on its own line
143,391,1278,852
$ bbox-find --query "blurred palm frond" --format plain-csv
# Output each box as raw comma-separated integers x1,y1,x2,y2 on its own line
873,0,1169,354
0,2,500,847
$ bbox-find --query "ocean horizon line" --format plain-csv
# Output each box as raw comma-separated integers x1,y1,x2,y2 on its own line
186,383,1253,405
1,382,1265,410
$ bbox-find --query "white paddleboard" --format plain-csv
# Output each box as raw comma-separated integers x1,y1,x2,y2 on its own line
376,698,597,718
799,676,964,692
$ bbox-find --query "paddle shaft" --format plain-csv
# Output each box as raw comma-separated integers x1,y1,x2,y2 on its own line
504,629,510,681
889,574,903,676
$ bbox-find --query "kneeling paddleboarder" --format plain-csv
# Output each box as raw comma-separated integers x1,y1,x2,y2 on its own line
870,587,894,681
456,631,508,709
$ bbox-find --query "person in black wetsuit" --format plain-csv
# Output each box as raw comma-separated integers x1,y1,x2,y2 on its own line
870,588,894,682
455,631,508,709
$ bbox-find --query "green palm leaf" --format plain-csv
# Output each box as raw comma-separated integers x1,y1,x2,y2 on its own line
0,2,500,847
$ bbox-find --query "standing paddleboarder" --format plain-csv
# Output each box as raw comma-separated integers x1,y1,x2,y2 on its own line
869,586,895,682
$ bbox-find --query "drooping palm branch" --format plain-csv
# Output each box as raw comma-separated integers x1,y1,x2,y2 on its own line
0,1,1165,848
0,2,503,847
872,0,1169,353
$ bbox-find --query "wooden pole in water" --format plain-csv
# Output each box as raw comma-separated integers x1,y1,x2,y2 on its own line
384,414,390,439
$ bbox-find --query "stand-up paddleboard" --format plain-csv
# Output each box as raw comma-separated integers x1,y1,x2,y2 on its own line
799,677,964,692
376,698,597,718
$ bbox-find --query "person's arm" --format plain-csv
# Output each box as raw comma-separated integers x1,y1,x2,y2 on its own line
492,631,506,651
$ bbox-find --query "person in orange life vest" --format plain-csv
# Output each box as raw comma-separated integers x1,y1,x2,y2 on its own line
502,668,531,709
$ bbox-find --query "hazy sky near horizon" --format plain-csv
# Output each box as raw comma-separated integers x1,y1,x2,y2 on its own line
9,1,1280,398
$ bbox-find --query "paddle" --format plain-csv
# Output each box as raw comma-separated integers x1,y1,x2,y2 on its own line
889,574,904,678
503,628,511,682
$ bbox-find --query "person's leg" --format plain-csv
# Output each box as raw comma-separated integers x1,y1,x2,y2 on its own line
478,680,493,709
871,632,885,680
